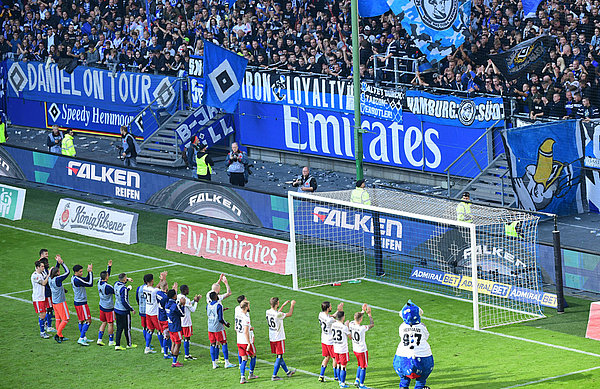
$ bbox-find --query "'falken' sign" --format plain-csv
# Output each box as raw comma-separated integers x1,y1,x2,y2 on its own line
52,198,138,244
166,219,292,275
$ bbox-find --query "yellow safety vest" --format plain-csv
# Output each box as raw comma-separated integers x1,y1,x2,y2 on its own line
0,123,5,143
505,221,520,238
61,134,76,156
456,202,472,222
196,153,213,175
350,187,371,205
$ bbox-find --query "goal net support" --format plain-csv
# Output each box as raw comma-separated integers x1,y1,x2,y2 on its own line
288,189,544,330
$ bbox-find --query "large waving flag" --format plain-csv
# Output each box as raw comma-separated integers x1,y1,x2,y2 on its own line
388,0,471,64
359,0,390,17
522,0,542,19
202,40,248,113
489,35,550,80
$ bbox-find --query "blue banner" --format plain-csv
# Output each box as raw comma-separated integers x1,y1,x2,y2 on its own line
174,105,234,150
405,90,503,128
238,101,487,175
358,0,389,16
361,82,403,122
203,41,248,113
5,60,180,114
502,120,584,215
389,0,471,64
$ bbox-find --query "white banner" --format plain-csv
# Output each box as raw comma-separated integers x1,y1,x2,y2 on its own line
0,183,26,221
52,198,138,244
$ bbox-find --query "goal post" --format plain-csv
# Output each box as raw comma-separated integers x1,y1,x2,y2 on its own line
288,189,544,330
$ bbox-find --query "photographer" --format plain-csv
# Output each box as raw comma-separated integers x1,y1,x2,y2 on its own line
120,126,138,167
225,142,249,187
292,166,317,193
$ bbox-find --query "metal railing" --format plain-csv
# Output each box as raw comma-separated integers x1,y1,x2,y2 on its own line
373,55,419,86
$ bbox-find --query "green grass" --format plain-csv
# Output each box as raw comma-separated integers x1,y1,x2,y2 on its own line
0,186,599,389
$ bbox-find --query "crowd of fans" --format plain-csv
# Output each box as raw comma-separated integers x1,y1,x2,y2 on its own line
1,0,600,119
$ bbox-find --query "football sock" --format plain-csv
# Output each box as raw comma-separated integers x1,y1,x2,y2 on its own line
360,368,366,384
320,365,326,377
249,357,256,372
166,338,172,354
157,332,164,348
340,369,347,383
356,368,361,380
78,323,83,334
210,346,217,361
222,343,229,360
145,331,151,347
45,313,52,328
238,355,242,364
57,320,67,337
184,340,190,356
334,367,339,379
38,318,45,333
98,330,104,340
272,357,281,376
109,334,114,342
81,323,90,338
172,354,178,364
280,357,289,373
240,360,247,376
142,329,147,343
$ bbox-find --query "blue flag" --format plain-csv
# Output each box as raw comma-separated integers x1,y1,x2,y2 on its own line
387,0,471,64
202,41,248,113
358,0,390,17
522,0,542,19
502,120,584,216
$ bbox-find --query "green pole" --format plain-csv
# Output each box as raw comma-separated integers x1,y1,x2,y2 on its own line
351,0,363,181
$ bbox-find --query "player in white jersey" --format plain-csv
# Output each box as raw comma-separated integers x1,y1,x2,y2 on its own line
205,273,232,304
349,304,374,389
318,301,344,382
266,297,296,381
142,273,160,354
393,300,434,389
235,300,258,384
31,260,50,339
177,284,200,360
331,311,351,388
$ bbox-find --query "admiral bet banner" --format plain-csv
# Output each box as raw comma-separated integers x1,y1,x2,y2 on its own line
405,90,503,128
502,120,584,216
490,35,551,81
388,0,471,64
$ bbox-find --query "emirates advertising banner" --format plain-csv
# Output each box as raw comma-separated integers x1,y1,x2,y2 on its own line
52,198,138,244
166,219,292,275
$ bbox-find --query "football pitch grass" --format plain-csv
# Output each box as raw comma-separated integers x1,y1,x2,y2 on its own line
0,186,599,389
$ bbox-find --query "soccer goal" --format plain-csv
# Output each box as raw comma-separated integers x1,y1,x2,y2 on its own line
287,189,545,330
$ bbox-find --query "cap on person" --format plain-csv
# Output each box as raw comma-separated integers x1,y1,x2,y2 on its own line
356,179,366,187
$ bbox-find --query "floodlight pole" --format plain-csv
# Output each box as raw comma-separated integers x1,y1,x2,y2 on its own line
351,0,363,181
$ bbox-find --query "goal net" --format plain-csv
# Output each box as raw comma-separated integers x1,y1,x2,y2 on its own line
288,189,544,329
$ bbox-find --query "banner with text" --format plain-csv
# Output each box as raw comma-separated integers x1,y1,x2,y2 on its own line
166,219,292,275
405,90,504,128
52,198,138,244
0,183,26,220
174,105,234,150
361,82,405,122
5,60,180,115
238,101,487,175
582,120,600,213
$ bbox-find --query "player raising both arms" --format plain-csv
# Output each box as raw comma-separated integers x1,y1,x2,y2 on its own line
349,304,374,389
39,249,55,333
393,300,434,389
207,291,236,368
142,273,160,354
178,285,200,360
71,263,94,346
31,260,50,338
97,260,116,346
331,311,351,388
318,301,344,382
235,299,259,384
48,255,70,343
165,289,186,367
135,279,148,348
266,297,296,381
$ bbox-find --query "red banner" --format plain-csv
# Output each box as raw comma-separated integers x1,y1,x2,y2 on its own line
166,219,290,275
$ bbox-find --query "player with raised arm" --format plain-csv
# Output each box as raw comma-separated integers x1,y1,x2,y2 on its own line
142,273,160,354
207,291,236,368
318,301,344,382
166,288,187,367
206,273,233,304
48,255,70,343
39,249,55,333
113,273,136,350
350,304,374,389
157,275,175,358
31,260,50,339
236,299,258,384
178,285,201,360
97,260,116,346
331,311,351,388
266,297,296,381
71,263,94,346
135,279,148,349
393,300,434,389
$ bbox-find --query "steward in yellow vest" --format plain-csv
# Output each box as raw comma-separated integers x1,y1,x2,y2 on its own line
61,129,76,157
196,142,214,181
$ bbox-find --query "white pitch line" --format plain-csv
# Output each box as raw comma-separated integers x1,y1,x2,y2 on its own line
0,293,327,381
499,365,600,388
2,223,600,359
1,264,178,296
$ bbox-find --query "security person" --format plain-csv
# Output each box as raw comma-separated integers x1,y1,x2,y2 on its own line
0,115,6,144
196,142,214,181
456,192,472,222
120,126,138,167
47,125,63,154
292,166,317,192
350,179,371,205
61,128,76,157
